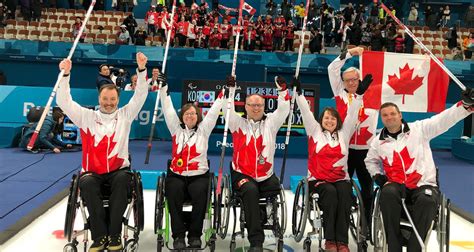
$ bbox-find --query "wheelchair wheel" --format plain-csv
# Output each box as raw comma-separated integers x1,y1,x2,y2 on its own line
272,184,287,238
154,172,166,252
436,194,450,252
63,243,77,252
64,173,79,242
371,188,387,252
217,174,231,239
292,178,309,242
211,174,220,234
124,238,139,252
349,179,367,247
132,171,145,232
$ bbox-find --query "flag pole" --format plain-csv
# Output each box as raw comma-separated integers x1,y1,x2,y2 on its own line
216,0,244,195
380,2,466,91
27,0,96,150
279,0,310,186
145,0,177,164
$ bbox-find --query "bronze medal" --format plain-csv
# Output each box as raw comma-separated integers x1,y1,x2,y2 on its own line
258,155,265,165
177,158,184,167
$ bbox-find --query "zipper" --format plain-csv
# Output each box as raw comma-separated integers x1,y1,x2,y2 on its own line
254,136,258,179
106,136,110,173
395,140,407,183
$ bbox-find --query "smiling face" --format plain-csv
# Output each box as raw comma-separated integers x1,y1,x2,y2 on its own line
321,110,337,132
380,104,403,133
245,95,265,121
181,105,198,129
98,85,119,114
342,68,360,94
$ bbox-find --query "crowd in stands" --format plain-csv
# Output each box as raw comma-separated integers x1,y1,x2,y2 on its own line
0,0,473,60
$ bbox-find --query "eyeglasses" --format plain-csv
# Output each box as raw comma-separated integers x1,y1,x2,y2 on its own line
246,103,264,108
184,112,197,117
343,77,359,83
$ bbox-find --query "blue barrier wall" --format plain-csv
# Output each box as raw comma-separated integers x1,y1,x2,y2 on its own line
1,39,473,103
0,85,465,153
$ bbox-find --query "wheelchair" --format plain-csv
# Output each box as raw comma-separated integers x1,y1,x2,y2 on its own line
63,169,144,252
292,178,368,252
154,160,219,252
218,166,287,252
370,185,450,252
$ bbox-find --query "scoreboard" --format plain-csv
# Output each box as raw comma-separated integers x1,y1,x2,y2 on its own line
182,80,320,137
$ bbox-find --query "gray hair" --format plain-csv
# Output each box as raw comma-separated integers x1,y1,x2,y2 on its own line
342,67,360,76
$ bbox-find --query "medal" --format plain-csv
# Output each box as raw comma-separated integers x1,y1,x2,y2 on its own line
258,155,265,165
177,158,184,167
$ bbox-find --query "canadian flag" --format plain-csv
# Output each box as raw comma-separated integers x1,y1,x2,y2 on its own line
360,51,449,113
243,2,256,15
187,23,196,39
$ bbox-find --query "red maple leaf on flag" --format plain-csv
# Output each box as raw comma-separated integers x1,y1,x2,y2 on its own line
308,139,346,182
382,147,420,188
387,63,424,104
171,135,201,174
232,129,272,178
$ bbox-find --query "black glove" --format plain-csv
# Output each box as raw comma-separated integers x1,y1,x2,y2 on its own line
291,76,302,95
356,74,373,95
275,75,287,91
157,72,167,87
225,75,236,87
462,87,474,108
373,174,388,187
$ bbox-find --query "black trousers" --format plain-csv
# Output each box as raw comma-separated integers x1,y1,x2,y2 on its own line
79,169,132,240
380,183,439,252
165,170,210,239
309,180,352,244
348,148,373,226
231,170,280,247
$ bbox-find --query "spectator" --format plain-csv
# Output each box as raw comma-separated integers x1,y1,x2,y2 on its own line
280,0,292,23
295,2,305,29
116,24,131,45
284,20,295,51
113,0,136,12
273,19,284,51
72,17,86,43
147,67,161,91
308,2,318,21
309,28,323,54
123,14,138,43
124,74,138,91
354,3,365,25
424,5,433,27
262,24,273,52
394,32,404,53
176,16,188,47
441,5,450,28
31,0,41,21
464,6,474,28
360,24,372,47
194,27,207,48
208,25,221,49
5,0,15,19
408,5,418,26
266,0,276,18
368,5,378,25
243,25,256,51
452,47,464,61
462,33,474,60
436,7,444,28
134,26,148,46
446,26,458,50
404,33,414,54
145,5,158,37
219,18,231,49
96,64,115,90
343,2,354,23
348,22,362,46
0,2,9,28
385,23,397,52
19,0,31,21
370,27,384,51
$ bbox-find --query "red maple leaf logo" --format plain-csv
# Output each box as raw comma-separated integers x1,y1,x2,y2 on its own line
80,129,124,174
349,109,373,145
382,147,420,188
387,64,424,104
335,96,348,122
308,138,346,182
232,129,272,178
171,135,201,174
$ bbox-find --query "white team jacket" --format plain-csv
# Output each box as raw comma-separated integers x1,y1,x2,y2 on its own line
56,69,148,174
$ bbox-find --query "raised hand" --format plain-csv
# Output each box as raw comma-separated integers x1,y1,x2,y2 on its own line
462,87,474,108
226,75,236,87
136,52,148,70
291,76,302,95
59,59,72,75
356,74,373,95
275,76,287,91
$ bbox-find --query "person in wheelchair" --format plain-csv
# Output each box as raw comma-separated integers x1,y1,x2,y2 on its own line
56,52,150,252
223,75,289,251
365,88,474,252
158,73,224,249
294,75,372,252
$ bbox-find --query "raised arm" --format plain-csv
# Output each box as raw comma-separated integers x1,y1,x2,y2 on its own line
327,47,363,95
120,52,149,120
56,59,93,128
265,76,290,133
222,77,245,132
296,93,320,136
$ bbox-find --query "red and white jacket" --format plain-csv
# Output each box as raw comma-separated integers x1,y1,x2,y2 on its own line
297,94,362,182
56,69,148,175
328,51,378,150
365,102,472,189
225,87,290,182
161,86,224,176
